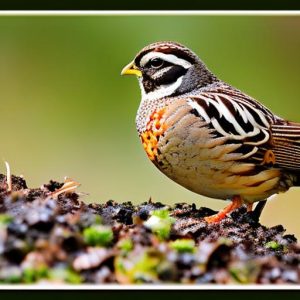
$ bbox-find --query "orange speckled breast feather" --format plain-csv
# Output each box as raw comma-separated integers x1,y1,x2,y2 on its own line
140,108,167,161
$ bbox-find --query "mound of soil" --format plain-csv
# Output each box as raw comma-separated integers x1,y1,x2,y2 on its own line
0,174,299,284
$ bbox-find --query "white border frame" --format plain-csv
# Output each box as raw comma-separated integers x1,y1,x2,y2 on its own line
0,10,299,289
0,10,299,15
0,284,300,289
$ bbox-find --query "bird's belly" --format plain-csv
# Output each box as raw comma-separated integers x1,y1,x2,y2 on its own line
138,99,282,203
156,138,281,202
156,137,241,200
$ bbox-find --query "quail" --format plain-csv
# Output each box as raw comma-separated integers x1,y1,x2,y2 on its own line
121,41,300,223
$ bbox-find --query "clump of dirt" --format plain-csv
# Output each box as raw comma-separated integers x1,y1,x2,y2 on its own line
0,174,299,284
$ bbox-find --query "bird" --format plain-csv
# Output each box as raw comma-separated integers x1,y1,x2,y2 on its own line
121,41,300,223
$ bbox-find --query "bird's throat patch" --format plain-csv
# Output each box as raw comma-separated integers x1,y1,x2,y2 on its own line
140,108,167,161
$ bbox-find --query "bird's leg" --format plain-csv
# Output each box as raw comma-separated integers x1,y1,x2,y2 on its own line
253,200,267,220
241,200,267,224
204,195,243,223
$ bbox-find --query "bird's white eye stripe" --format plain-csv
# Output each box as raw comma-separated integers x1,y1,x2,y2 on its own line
151,66,173,80
140,52,192,69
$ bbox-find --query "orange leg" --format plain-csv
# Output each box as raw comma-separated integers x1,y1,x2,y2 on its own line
204,195,243,223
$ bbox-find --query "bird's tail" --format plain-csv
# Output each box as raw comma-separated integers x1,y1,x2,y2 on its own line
271,121,300,173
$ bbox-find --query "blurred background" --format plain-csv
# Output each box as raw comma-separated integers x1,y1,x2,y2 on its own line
0,15,300,237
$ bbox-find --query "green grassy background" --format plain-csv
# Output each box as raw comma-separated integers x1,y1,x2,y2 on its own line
0,15,300,237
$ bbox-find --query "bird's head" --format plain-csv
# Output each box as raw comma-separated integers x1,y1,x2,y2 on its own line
121,41,217,101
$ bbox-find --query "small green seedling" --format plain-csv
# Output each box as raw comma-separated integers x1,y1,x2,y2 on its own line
170,239,195,253
118,238,133,253
83,226,113,246
23,266,49,283
143,209,175,240
265,241,281,250
0,214,13,226
49,268,82,284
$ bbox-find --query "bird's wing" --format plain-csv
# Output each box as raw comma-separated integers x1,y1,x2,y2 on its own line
188,89,276,164
271,121,300,170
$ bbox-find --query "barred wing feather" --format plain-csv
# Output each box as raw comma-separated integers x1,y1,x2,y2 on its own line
188,90,300,171
188,91,273,162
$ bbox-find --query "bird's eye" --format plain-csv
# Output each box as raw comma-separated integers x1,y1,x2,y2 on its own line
149,58,164,68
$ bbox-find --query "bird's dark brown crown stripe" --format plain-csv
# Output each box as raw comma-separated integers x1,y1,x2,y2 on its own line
134,41,199,66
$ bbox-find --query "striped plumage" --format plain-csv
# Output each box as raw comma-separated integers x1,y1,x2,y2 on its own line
121,41,300,223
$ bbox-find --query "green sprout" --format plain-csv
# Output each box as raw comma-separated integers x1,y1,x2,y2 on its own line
0,214,13,227
83,225,113,246
115,250,162,283
117,238,133,253
143,209,175,240
229,261,260,284
230,267,249,284
170,239,195,253
265,241,281,250
49,268,82,284
0,267,22,283
23,266,49,283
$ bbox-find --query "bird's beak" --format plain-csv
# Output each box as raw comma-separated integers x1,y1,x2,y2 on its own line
121,61,142,77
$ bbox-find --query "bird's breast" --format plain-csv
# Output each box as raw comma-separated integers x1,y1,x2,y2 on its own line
138,98,225,165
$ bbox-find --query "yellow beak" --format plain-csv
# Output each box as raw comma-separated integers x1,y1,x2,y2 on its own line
121,61,142,77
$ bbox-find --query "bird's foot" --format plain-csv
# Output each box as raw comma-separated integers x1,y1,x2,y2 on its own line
204,195,243,223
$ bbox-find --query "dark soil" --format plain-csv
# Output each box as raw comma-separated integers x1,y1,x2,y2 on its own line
0,174,299,284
